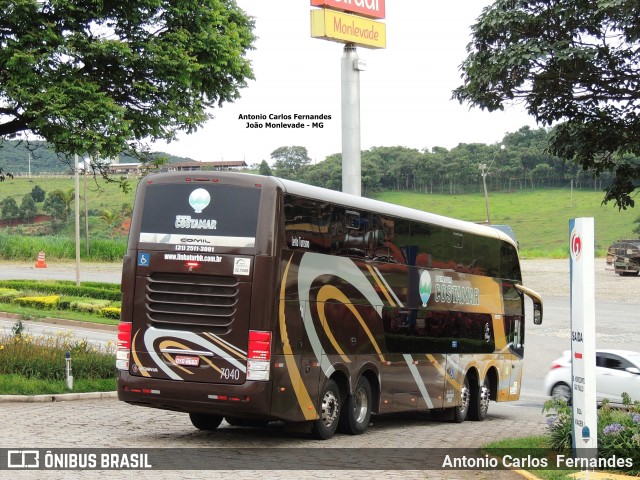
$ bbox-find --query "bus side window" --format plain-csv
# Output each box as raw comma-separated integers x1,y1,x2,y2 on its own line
372,215,406,264
500,241,522,281
284,196,332,253
339,209,372,258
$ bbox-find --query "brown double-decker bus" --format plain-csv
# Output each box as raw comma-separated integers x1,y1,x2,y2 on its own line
116,171,542,439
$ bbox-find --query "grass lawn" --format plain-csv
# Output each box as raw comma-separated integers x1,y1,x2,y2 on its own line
0,374,115,395
373,188,639,257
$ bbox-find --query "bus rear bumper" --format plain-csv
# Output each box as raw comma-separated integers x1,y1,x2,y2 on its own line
117,372,273,418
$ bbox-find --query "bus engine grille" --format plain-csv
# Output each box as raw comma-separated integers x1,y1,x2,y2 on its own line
145,273,238,331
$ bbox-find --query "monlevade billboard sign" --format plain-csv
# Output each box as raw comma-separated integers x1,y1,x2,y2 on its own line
310,0,386,19
310,8,386,49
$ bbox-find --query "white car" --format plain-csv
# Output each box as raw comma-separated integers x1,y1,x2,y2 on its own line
543,349,640,405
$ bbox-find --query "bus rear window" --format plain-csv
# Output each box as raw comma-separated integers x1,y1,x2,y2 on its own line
138,183,261,248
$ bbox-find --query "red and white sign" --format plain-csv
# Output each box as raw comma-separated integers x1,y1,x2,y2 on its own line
570,231,582,260
311,0,386,19
569,218,597,454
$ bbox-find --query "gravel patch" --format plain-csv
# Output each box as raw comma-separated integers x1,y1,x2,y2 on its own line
521,257,639,303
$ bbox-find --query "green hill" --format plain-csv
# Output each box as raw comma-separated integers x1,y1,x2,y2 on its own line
0,140,196,175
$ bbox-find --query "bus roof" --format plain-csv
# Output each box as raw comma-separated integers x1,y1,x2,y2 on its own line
272,176,516,248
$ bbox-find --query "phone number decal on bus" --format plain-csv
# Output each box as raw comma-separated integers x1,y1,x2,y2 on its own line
175,245,216,252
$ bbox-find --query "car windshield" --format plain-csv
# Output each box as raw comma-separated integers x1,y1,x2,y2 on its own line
626,353,640,368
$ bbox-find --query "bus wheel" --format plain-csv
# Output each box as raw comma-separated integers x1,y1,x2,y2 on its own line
338,376,372,435
452,376,470,423
469,377,490,421
312,378,341,440
189,413,223,431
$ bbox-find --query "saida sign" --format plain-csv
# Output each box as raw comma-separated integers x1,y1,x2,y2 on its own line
311,0,386,19
310,0,386,49
310,8,386,49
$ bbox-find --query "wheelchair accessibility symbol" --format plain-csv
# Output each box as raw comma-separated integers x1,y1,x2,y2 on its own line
138,252,150,267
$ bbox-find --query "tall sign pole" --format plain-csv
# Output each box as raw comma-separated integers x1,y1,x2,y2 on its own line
569,218,597,458
341,44,361,196
310,0,386,196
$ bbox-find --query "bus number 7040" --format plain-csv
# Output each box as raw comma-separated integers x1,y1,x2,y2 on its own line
220,368,241,381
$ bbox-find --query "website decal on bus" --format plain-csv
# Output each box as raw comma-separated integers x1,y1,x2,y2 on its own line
116,172,542,440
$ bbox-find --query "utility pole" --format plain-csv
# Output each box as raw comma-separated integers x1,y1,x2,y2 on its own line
479,163,491,224
74,154,81,286
478,144,505,225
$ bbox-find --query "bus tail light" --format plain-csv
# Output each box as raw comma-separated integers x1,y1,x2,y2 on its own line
116,322,132,370
247,330,271,381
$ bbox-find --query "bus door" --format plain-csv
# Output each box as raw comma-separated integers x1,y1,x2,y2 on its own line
500,282,526,400
272,297,322,422
502,313,525,400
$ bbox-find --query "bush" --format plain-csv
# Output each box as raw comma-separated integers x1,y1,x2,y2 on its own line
58,296,111,312
73,300,111,313
98,307,121,319
0,327,115,382
544,394,640,475
0,280,121,301
14,295,60,310
0,288,20,302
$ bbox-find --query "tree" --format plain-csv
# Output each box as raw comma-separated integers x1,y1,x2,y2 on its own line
58,188,75,223
0,197,19,225
99,208,120,237
453,0,640,209
258,160,272,176
30,185,46,203
19,194,37,221
43,189,68,229
271,146,311,179
0,0,255,168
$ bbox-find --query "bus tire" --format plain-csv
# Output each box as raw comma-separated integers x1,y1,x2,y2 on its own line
189,412,223,431
338,376,372,435
469,377,490,421
452,376,470,423
312,378,341,440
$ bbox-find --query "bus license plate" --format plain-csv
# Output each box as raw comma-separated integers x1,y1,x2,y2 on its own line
175,355,200,367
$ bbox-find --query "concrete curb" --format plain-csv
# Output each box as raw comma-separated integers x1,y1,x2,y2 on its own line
0,391,117,403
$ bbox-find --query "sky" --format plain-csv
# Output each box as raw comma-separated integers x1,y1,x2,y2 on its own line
155,1,538,165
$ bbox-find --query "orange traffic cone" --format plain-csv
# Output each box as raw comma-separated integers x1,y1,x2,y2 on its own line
35,251,47,268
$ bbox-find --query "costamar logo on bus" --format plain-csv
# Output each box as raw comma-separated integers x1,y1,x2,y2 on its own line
188,188,211,213
433,275,480,306
175,215,217,230
418,271,432,307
